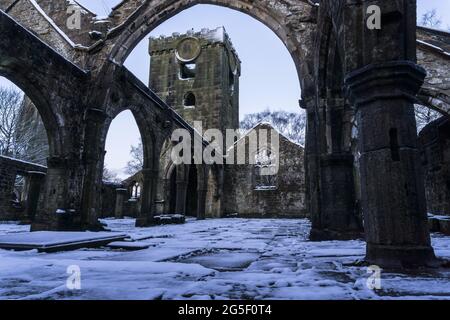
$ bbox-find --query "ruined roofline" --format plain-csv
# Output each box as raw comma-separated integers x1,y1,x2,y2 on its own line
0,155,47,170
417,40,450,60
149,26,227,41
149,26,241,63
0,9,88,75
417,25,450,59
229,122,305,154
417,25,450,38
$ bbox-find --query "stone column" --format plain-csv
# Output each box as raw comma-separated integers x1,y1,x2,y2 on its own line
114,188,127,219
136,168,158,227
24,171,46,223
310,97,362,240
175,181,188,215
32,156,70,231
80,108,108,230
161,177,171,214
175,166,189,215
311,154,362,240
0,162,16,221
345,61,436,267
197,165,208,220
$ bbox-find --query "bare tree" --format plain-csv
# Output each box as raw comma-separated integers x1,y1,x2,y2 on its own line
103,166,121,184
15,97,49,165
240,109,307,145
125,139,144,175
0,87,49,164
420,9,442,28
0,86,25,158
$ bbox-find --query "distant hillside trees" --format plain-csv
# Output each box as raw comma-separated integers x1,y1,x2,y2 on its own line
240,109,307,145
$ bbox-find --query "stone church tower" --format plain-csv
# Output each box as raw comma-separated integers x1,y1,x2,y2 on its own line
148,27,241,132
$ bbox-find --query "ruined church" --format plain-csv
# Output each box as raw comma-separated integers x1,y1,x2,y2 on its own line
1,0,450,269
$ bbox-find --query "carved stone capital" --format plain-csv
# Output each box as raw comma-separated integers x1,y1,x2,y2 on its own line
84,108,108,123
344,61,426,108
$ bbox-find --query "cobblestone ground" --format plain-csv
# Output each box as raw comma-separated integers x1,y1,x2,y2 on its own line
0,218,449,300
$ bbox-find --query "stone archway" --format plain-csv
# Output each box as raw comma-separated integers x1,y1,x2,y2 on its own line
95,0,318,224
307,11,363,241
94,104,160,228
98,0,317,97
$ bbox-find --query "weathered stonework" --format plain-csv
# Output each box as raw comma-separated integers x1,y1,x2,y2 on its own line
0,156,46,221
419,117,450,216
224,123,307,218
0,0,445,267
149,27,240,133
417,27,450,116
147,31,306,220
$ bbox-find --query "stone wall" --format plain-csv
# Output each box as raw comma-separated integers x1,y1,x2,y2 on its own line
224,123,306,218
419,117,450,216
417,27,450,116
100,182,121,218
0,156,47,221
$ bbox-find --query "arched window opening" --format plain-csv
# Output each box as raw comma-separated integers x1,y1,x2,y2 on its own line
180,63,197,79
184,92,196,108
104,110,142,183
131,182,141,199
0,76,50,226
13,174,25,205
229,68,235,95
254,149,278,191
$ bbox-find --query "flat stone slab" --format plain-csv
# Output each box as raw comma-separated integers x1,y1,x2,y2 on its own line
154,214,185,225
0,232,128,252
106,241,150,250
429,215,450,235
171,249,261,271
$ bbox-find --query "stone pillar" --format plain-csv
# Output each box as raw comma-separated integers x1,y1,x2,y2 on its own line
310,154,362,240
114,188,127,219
80,108,108,230
197,165,208,220
32,156,70,231
175,166,189,215
136,168,158,227
0,164,16,221
310,97,362,240
175,181,188,215
24,171,46,223
345,61,436,267
161,177,171,214
302,98,325,239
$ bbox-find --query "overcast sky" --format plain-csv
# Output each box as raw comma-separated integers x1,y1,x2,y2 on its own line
0,0,448,177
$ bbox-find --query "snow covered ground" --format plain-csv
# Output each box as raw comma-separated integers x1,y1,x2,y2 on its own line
0,218,449,300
